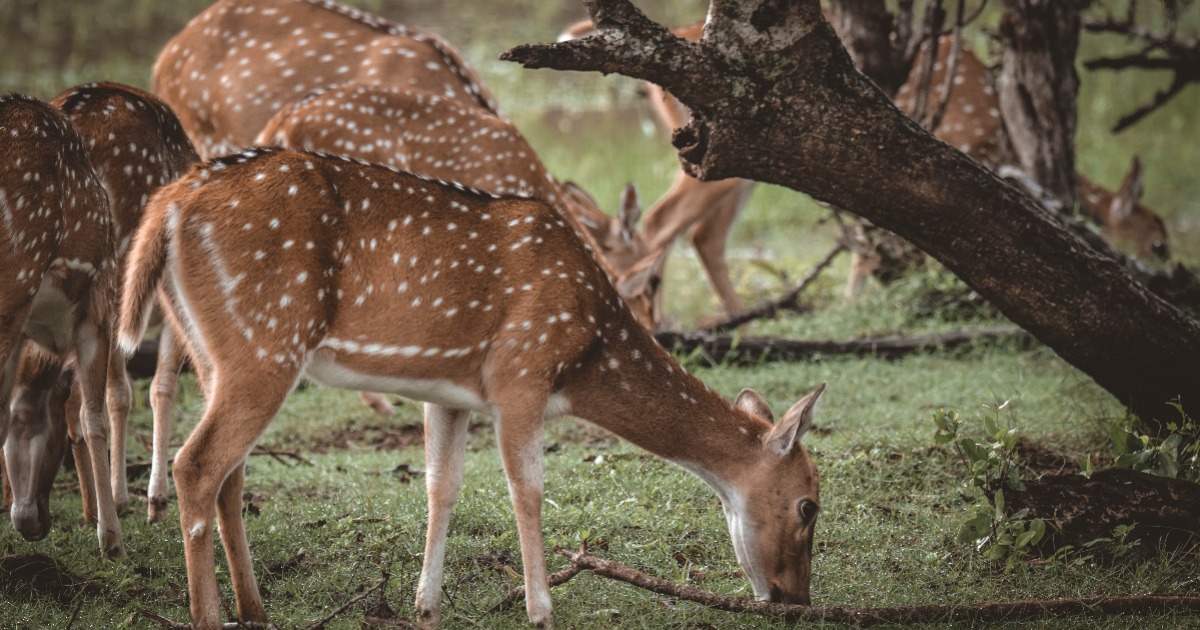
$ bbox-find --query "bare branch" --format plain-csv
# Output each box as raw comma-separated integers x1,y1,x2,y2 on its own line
699,243,844,334
555,548,1200,625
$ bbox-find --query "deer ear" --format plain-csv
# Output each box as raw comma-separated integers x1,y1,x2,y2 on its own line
1111,155,1144,222
764,383,826,455
617,182,642,241
735,389,773,421
615,253,660,300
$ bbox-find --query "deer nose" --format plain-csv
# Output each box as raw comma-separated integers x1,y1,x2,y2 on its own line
11,502,51,542
768,583,810,606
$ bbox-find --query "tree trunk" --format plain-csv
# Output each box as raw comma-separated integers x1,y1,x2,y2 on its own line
826,0,911,97
997,0,1087,210
502,0,1200,429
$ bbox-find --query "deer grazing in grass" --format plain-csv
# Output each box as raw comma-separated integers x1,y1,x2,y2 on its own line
0,94,124,557
118,147,826,628
560,19,757,322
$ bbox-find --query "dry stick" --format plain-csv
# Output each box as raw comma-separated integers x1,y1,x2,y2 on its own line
251,445,315,467
301,571,391,630
488,562,586,614
700,243,845,334
555,548,1200,625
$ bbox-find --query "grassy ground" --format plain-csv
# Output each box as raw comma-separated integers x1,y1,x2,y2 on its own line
2,0,1199,628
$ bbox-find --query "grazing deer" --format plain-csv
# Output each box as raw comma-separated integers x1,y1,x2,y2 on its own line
255,83,651,316
118,148,825,628
152,0,497,159
47,83,201,525
0,94,124,557
561,19,757,323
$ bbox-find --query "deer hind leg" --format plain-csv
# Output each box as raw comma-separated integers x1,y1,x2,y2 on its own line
416,404,471,627
174,367,296,628
492,390,552,628
148,322,187,523
215,462,266,623
73,317,125,558
106,345,131,515
688,181,753,317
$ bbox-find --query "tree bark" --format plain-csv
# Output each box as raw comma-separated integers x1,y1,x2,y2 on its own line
501,0,1200,428
997,0,1087,210
997,468,1200,557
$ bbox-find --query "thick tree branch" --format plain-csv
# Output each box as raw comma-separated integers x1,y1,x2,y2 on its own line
502,0,1200,427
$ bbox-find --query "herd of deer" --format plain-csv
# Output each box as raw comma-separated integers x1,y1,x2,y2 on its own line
0,1,1170,627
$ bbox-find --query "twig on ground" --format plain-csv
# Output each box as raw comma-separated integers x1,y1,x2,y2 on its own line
251,446,314,467
700,243,845,334
487,561,586,613
554,547,1200,625
301,570,391,630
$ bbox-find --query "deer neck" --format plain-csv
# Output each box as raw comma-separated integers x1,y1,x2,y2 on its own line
560,312,769,488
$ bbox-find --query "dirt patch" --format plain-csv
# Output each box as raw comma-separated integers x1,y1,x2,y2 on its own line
308,420,490,453
0,553,104,604
1014,438,1084,475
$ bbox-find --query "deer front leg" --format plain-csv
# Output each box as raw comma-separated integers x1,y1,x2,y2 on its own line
148,323,186,523
416,404,471,627
74,322,125,558
65,382,98,525
106,346,132,515
493,393,552,628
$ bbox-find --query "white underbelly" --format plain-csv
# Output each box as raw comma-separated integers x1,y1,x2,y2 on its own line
304,354,489,413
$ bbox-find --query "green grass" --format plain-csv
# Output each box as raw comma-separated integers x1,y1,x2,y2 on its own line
3,0,1199,627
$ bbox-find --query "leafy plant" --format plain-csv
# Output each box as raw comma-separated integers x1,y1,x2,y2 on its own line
1105,402,1200,482
933,407,1047,572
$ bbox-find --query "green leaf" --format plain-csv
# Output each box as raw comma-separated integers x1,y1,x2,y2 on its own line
957,511,992,545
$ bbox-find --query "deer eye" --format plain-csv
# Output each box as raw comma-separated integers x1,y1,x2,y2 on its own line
798,499,819,522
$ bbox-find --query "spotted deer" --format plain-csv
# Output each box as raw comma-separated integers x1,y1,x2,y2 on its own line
156,0,647,417
0,94,124,557
118,147,825,628
255,83,651,314
152,0,497,159
45,83,202,526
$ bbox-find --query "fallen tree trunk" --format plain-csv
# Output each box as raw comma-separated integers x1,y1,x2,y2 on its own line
998,468,1200,557
654,327,1028,366
502,0,1200,430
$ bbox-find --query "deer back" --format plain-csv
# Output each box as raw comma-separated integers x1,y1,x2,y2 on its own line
52,83,200,261
121,148,617,394
152,0,497,158
255,83,653,325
